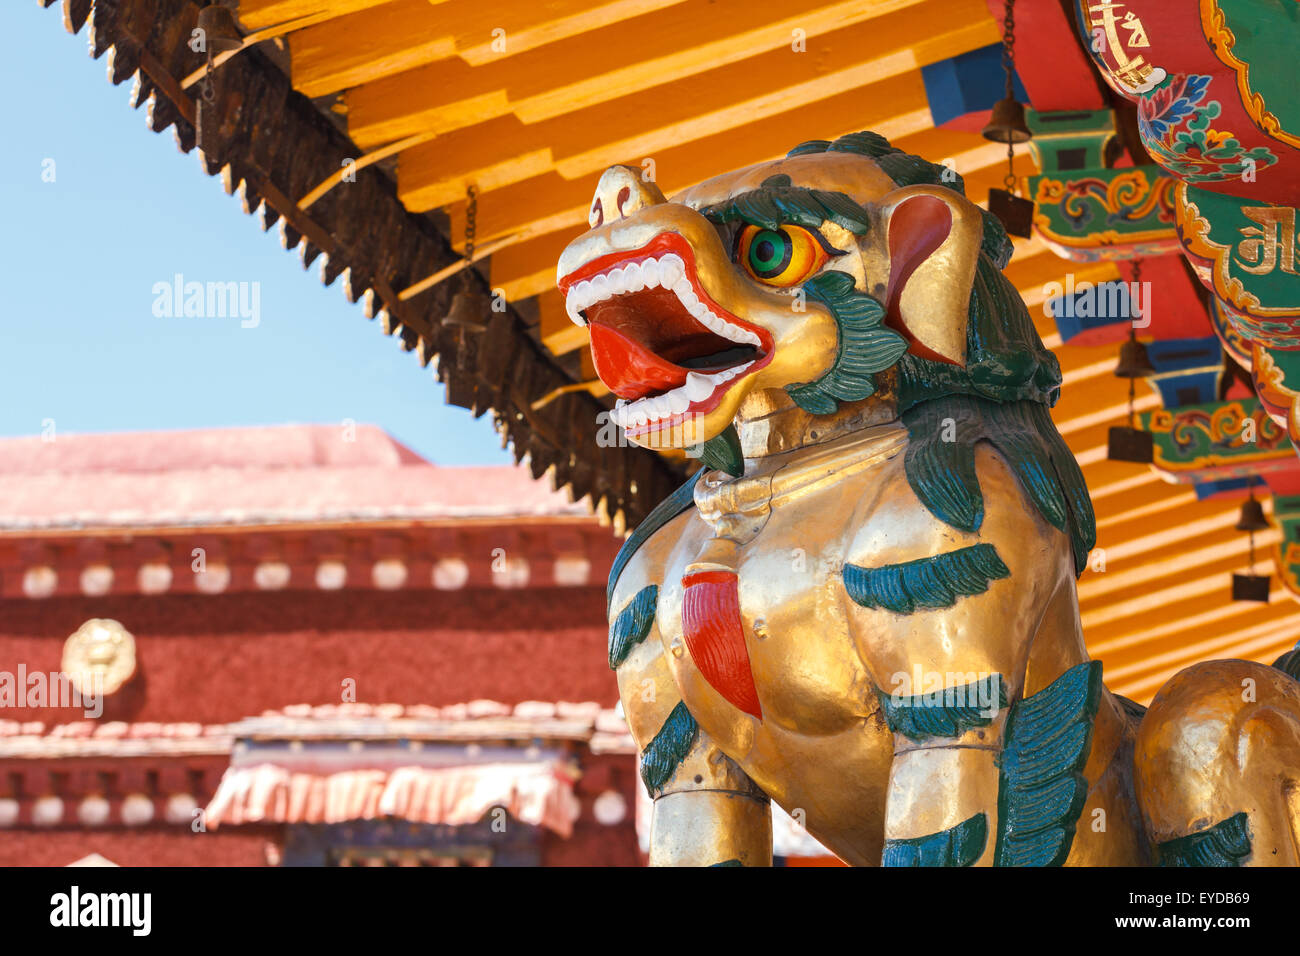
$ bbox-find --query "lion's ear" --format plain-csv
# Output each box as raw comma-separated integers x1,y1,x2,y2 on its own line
879,185,984,367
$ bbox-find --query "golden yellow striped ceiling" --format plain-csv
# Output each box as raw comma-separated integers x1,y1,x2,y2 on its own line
236,0,1300,700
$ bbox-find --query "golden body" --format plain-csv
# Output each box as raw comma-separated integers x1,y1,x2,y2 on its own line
558,136,1300,865
614,421,1166,865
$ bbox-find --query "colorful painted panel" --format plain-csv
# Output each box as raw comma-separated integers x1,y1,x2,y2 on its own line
1030,167,1181,261
1177,184,1300,347
1270,493,1300,597
1075,0,1299,206
1204,0,1300,152
1138,397,1294,482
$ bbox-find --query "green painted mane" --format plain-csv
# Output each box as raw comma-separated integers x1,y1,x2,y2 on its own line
788,132,1096,575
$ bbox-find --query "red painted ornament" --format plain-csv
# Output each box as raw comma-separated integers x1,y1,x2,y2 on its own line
681,570,762,719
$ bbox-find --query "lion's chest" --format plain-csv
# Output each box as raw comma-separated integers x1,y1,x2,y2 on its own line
654,473,884,751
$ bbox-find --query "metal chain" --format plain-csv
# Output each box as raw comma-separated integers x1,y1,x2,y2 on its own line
1002,0,1017,193
1247,476,1258,572
1130,258,1143,339
1002,0,1016,99
201,46,217,103
463,185,478,263
1126,257,1143,427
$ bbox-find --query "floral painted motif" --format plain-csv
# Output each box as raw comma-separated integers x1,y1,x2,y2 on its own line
1139,74,1210,139
1137,73,1277,183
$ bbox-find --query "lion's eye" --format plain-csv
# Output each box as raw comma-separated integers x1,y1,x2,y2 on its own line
737,224,829,287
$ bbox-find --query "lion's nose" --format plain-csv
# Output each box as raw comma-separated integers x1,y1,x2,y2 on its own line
588,165,666,228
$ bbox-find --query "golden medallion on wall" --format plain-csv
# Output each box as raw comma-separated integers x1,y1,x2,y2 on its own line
61,619,137,697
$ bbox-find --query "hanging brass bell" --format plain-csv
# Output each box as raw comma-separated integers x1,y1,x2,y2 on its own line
197,4,244,55
1114,336,1156,378
1236,496,1269,532
982,96,1032,144
441,281,490,332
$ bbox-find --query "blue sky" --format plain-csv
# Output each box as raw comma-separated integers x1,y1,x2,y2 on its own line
0,3,512,466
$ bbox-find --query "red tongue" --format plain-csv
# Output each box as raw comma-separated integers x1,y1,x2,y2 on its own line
589,323,688,400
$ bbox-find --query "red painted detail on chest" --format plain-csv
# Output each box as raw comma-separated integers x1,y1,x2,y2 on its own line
680,570,762,719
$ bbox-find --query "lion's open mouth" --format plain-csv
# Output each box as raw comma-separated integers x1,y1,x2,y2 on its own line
557,233,772,435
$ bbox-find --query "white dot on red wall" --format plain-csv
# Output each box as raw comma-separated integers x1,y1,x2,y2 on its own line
316,560,347,590
254,561,291,591
121,794,154,827
553,555,591,587
371,558,408,590
492,557,530,589
137,562,173,595
78,795,111,826
432,558,468,590
593,790,627,826
0,798,19,827
195,562,231,594
80,564,114,597
32,795,64,827
164,793,197,825
23,566,58,599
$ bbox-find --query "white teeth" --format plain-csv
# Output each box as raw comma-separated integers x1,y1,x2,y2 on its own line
622,261,643,293
697,309,724,333
565,279,595,326
684,372,713,401
641,259,660,289
659,254,684,288
606,266,626,295
562,252,762,347
613,358,761,431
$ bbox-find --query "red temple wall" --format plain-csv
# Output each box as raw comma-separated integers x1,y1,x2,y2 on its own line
547,753,642,867
0,826,276,867
0,585,617,725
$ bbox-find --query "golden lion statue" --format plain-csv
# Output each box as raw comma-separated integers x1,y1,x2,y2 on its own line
556,132,1300,866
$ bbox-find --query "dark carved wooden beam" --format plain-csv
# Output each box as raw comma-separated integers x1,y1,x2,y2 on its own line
50,0,686,529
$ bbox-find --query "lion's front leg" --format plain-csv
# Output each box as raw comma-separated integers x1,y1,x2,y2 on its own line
882,724,1004,866
841,449,1087,865
644,716,773,867
611,578,772,867
842,544,1031,865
